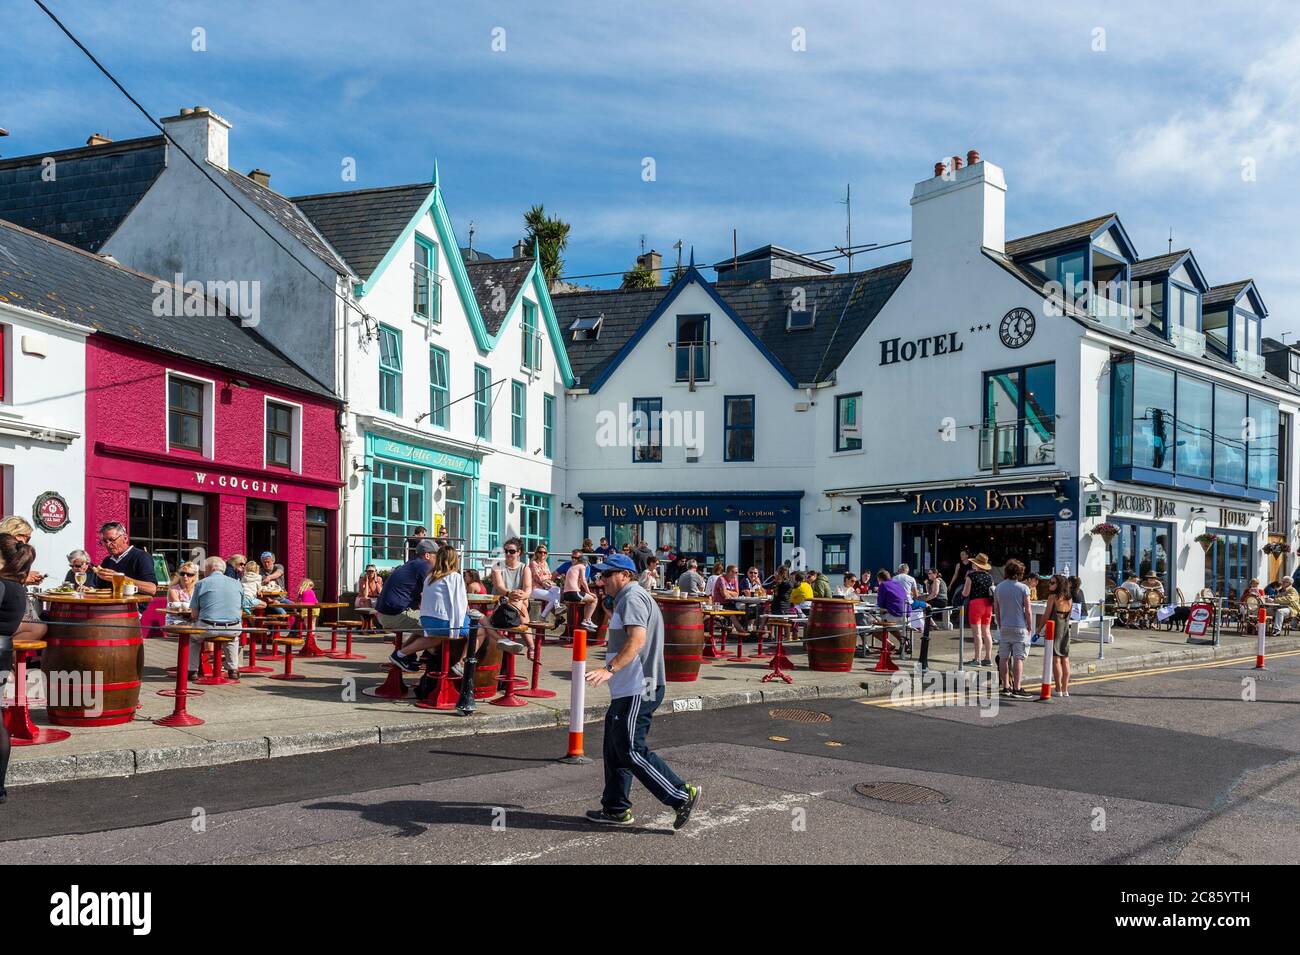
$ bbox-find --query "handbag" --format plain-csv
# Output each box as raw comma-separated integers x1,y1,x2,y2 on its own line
490,600,522,630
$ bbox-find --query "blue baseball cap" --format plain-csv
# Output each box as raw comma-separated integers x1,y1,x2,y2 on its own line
594,553,637,574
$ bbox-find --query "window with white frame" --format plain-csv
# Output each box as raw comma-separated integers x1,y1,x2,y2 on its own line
265,400,297,469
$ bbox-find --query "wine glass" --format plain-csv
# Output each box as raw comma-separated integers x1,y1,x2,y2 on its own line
74,568,87,592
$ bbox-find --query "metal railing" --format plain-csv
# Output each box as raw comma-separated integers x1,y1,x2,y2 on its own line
411,261,443,325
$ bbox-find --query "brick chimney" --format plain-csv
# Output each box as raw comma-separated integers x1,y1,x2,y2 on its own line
248,168,271,187
910,148,1005,268
160,105,231,171
86,133,113,146
636,249,662,284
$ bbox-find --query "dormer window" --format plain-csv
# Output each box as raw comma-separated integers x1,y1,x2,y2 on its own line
570,314,603,341
786,304,817,331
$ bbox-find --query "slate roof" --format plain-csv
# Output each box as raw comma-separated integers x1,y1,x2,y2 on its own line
292,182,433,283
551,260,912,387
1003,213,1114,258
983,249,1296,394
0,218,336,400
465,256,534,335
1130,250,1190,279
1203,280,1253,308
219,168,352,277
0,136,166,252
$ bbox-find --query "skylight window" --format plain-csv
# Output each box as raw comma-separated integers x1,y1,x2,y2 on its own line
570,314,604,340
786,304,817,331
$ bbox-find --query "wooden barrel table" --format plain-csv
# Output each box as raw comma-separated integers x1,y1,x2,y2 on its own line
805,598,858,672
473,628,504,700
655,596,706,682
38,594,151,726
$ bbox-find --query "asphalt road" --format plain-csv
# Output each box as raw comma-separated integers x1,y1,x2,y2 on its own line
2,652,1298,864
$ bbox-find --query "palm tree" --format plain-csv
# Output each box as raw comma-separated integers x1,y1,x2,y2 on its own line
523,205,570,286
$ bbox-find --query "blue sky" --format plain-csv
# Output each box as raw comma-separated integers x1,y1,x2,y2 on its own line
6,1,1300,334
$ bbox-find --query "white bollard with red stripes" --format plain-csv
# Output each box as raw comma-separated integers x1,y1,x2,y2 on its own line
1256,605,1267,670
1038,619,1055,701
559,627,592,764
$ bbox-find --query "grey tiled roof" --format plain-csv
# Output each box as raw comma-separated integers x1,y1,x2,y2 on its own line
552,261,911,387
466,256,534,335
220,168,352,277
0,136,166,252
0,219,336,400
1204,280,1252,308
1130,250,1190,279
292,183,433,283
1003,213,1114,258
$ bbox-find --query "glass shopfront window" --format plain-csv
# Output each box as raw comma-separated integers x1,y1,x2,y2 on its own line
1213,388,1248,486
657,521,726,567
1175,375,1213,479
1248,397,1279,490
129,486,208,579
1104,520,1172,595
1111,357,1278,495
370,461,428,561
442,475,467,545
519,490,551,555
1133,362,1175,472
1204,529,1252,600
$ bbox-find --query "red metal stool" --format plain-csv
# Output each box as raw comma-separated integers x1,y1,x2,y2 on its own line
156,628,206,726
4,639,71,745
327,620,367,660
702,613,723,664
363,625,414,698
517,621,556,699
240,626,273,675
260,615,290,661
414,640,462,711
491,629,530,707
297,608,330,658
761,618,795,684
270,635,306,681
194,635,238,685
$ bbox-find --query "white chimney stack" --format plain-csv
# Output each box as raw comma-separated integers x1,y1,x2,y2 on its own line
909,150,1005,269
160,105,231,171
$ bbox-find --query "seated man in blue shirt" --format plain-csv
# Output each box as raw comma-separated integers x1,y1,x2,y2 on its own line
188,556,246,680
375,539,438,641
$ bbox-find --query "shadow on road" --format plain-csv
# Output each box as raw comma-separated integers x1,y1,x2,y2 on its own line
304,798,669,838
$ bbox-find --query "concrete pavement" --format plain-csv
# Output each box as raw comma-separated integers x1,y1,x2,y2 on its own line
7,614,1296,787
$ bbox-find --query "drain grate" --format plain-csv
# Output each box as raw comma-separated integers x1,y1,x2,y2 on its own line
855,782,950,805
768,707,832,723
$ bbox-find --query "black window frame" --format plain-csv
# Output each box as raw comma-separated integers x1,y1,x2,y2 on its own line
724,394,755,462
167,375,205,453
632,396,662,463
265,400,294,469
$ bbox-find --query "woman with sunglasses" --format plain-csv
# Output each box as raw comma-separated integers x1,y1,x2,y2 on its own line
166,561,199,627
528,545,562,624
64,549,92,587
491,537,534,650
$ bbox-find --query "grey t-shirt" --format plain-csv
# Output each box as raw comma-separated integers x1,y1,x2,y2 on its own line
994,579,1032,637
606,582,665,699
676,569,705,594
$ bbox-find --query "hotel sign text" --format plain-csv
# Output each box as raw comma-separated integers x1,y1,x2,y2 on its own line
880,331,963,367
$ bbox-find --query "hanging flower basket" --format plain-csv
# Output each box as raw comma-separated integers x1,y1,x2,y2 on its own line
1195,533,1218,553
1091,522,1120,544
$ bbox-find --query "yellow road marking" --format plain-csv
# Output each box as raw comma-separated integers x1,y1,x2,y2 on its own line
858,649,1300,708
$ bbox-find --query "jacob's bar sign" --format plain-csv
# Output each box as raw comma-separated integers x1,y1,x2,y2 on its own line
911,489,1028,515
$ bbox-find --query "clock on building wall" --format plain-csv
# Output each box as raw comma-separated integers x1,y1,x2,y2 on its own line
999,307,1036,349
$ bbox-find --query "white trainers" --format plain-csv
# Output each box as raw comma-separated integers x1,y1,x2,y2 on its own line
497,636,526,654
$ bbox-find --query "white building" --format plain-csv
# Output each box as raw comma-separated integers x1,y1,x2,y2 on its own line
0,249,90,579
555,152,1300,604
0,106,574,583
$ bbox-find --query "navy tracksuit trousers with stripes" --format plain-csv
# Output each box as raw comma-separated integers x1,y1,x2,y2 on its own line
601,685,689,814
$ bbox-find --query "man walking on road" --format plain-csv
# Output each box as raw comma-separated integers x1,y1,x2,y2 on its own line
584,553,701,829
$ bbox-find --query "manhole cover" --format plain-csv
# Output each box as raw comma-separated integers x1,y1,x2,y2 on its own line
855,782,950,805
769,707,832,723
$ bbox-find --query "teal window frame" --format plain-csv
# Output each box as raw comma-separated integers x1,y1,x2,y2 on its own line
511,380,526,450
519,489,551,555
428,345,449,430
413,234,440,324
378,324,403,416
487,484,504,554
522,301,541,371
369,460,428,563
543,393,555,459
474,365,492,440
835,393,862,452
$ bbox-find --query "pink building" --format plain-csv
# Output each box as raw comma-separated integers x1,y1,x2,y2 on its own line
85,336,343,597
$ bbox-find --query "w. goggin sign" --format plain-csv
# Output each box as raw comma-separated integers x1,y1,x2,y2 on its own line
194,472,281,495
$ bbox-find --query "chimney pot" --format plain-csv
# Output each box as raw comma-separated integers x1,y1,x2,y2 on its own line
933,161,946,177
952,155,963,170
86,133,113,146
514,239,529,258
248,168,271,187
967,149,981,166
